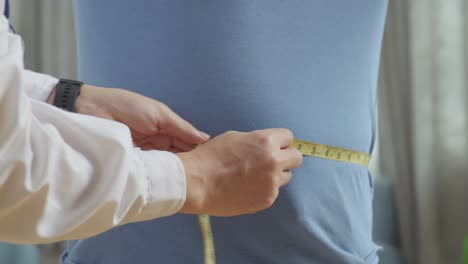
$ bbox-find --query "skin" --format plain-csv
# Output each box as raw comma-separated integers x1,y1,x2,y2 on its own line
48,84,303,217
178,129,303,216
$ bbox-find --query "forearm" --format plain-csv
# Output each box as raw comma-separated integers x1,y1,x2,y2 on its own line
0,12,186,243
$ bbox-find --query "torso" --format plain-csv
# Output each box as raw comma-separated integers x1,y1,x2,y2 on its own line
65,1,388,263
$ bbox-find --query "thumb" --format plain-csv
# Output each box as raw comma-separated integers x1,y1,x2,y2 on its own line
159,105,210,144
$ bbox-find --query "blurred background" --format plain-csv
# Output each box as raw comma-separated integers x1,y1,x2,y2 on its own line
5,0,468,263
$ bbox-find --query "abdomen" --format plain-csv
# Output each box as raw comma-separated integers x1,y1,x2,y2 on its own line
72,1,387,263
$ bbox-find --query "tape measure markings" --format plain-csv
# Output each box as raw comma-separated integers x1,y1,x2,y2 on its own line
291,139,370,167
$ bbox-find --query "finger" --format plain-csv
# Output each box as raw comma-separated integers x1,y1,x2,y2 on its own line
135,134,172,150
167,147,182,153
159,105,210,144
131,129,150,142
173,138,197,152
140,142,156,151
141,142,183,153
261,128,294,149
280,148,304,170
277,170,292,186
136,135,196,152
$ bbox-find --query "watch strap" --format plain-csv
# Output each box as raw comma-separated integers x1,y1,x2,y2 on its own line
53,79,83,112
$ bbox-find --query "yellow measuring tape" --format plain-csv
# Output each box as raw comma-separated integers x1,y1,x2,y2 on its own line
198,214,216,264
197,138,371,264
291,138,370,167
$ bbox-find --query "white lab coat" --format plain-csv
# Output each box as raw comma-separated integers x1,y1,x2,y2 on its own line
0,2,186,244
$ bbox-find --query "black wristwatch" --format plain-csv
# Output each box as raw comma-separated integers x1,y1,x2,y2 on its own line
52,79,83,112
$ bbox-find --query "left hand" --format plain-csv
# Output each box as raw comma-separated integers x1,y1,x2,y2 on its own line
49,84,210,152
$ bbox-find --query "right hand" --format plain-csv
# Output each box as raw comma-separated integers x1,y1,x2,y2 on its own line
177,128,303,217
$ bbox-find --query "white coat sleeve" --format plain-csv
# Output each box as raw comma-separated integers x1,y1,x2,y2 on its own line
0,5,186,244
22,69,58,102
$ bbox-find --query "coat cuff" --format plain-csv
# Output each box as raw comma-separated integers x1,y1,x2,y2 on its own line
23,70,59,102
132,149,186,222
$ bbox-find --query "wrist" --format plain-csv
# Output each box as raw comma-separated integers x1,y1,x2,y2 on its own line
177,152,206,214
74,84,106,115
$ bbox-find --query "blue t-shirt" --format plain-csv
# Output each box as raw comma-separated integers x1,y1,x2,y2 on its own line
64,1,388,263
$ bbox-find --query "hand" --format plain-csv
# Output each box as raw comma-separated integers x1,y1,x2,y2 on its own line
177,128,303,216
49,84,210,152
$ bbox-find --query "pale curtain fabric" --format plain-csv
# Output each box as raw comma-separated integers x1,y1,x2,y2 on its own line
9,0,77,78
379,0,468,263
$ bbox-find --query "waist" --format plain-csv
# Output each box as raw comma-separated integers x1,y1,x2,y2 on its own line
153,89,375,154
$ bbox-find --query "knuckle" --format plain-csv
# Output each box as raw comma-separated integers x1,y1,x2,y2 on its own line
266,152,282,168
150,102,166,119
283,171,293,185
261,156,276,174
155,102,172,116
262,192,278,209
157,101,169,109
270,162,282,174
296,151,304,165
151,101,165,112
282,128,294,140
265,173,277,188
274,152,284,164
272,173,283,186
254,131,275,146
266,172,281,191
250,130,263,140
147,124,160,134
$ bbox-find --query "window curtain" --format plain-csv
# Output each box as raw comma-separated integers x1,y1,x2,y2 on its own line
9,0,77,78
379,0,468,263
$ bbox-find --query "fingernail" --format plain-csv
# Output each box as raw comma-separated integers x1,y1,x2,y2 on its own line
198,131,210,139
